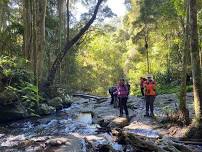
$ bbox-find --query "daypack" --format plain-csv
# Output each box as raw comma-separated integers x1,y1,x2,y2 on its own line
145,81,156,96
109,87,117,95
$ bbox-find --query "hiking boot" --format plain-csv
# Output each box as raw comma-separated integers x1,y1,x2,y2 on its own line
119,114,123,117
126,115,130,120
150,113,155,117
144,113,149,117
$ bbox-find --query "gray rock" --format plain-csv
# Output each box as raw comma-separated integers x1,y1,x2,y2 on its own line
0,103,29,122
47,97,63,110
110,117,129,128
45,135,83,152
0,89,18,105
38,103,56,115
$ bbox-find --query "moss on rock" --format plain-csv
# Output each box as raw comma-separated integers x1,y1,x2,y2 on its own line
47,97,63,110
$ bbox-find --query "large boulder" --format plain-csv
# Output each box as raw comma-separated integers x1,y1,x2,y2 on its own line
0,89,18,105
37,103,56,115
60,94,72,108
47,97,63,110
110,117,129,128
45,86,72,108
0,103,29,123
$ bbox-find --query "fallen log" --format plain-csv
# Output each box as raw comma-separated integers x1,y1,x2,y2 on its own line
73,93,108,101
172,139,202,145
95,126,111,134
117,130,160,152
126,133,160,152
118,130,194,152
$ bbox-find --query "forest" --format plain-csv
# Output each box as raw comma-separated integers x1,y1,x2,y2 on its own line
0,0,202,151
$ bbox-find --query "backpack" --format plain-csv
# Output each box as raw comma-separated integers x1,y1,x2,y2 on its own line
109,86,117,94
145,81,156,96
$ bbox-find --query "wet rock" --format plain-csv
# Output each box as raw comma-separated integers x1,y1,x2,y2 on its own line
0,89,18,105
126,128,160,139
31,136,50,142
38,103,56,115
98,119,110,128
0,103,29,123
61,94,72,108
45,135,83,152
93,105,118,122
48,97,63,110
110,117,129,128
46,137,67,146
97,144,114,152
1,134,27,147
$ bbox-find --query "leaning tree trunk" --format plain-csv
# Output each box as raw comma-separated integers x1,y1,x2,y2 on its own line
186,0,202,139
44,0,103,87
179,0,190,125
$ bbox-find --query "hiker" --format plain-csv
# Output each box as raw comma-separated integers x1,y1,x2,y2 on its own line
126,81,131,96
144,74,157,117
140,77,146,96
109,86,117,105
114,78,129,118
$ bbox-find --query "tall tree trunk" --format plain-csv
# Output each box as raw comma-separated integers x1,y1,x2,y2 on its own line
66,0,69,41
0,1,9,54
186,0,202,139
32,0,37,80
57,0,66,83
190,0,202,121
44,0,103,87
23,0,32,60
0,0,8,32
144,27,150,74
179,0,190,125
64,0,70,85
35,0,47,83
23,0,46,83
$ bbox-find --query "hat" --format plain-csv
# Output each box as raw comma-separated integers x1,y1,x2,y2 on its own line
119,78,125,81
146,74,153,79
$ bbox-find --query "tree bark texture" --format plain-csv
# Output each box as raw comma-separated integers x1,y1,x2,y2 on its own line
189,0,202,121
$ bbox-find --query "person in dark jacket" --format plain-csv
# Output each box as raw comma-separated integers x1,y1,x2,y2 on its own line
114,78,129,118
109,86,117,105
140,77,147,96
126,81,131,96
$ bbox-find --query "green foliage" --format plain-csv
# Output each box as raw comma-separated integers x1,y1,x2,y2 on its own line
1,0,200,98
67,28,126,95
0,56,43,114
157,85,180,95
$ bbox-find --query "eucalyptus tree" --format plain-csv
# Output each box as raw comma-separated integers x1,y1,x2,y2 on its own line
23,0,47,83
186,0,202,139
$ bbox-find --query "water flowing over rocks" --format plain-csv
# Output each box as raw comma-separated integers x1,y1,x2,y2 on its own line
0,93,201,151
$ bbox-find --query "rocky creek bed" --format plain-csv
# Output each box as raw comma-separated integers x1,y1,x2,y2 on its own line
0,94,202,152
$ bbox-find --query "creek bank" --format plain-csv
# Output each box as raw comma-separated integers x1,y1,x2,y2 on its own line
0,84,72,123
0,93,201,151
0,58,73,123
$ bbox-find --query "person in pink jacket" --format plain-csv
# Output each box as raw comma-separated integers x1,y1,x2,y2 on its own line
114,78,129,118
